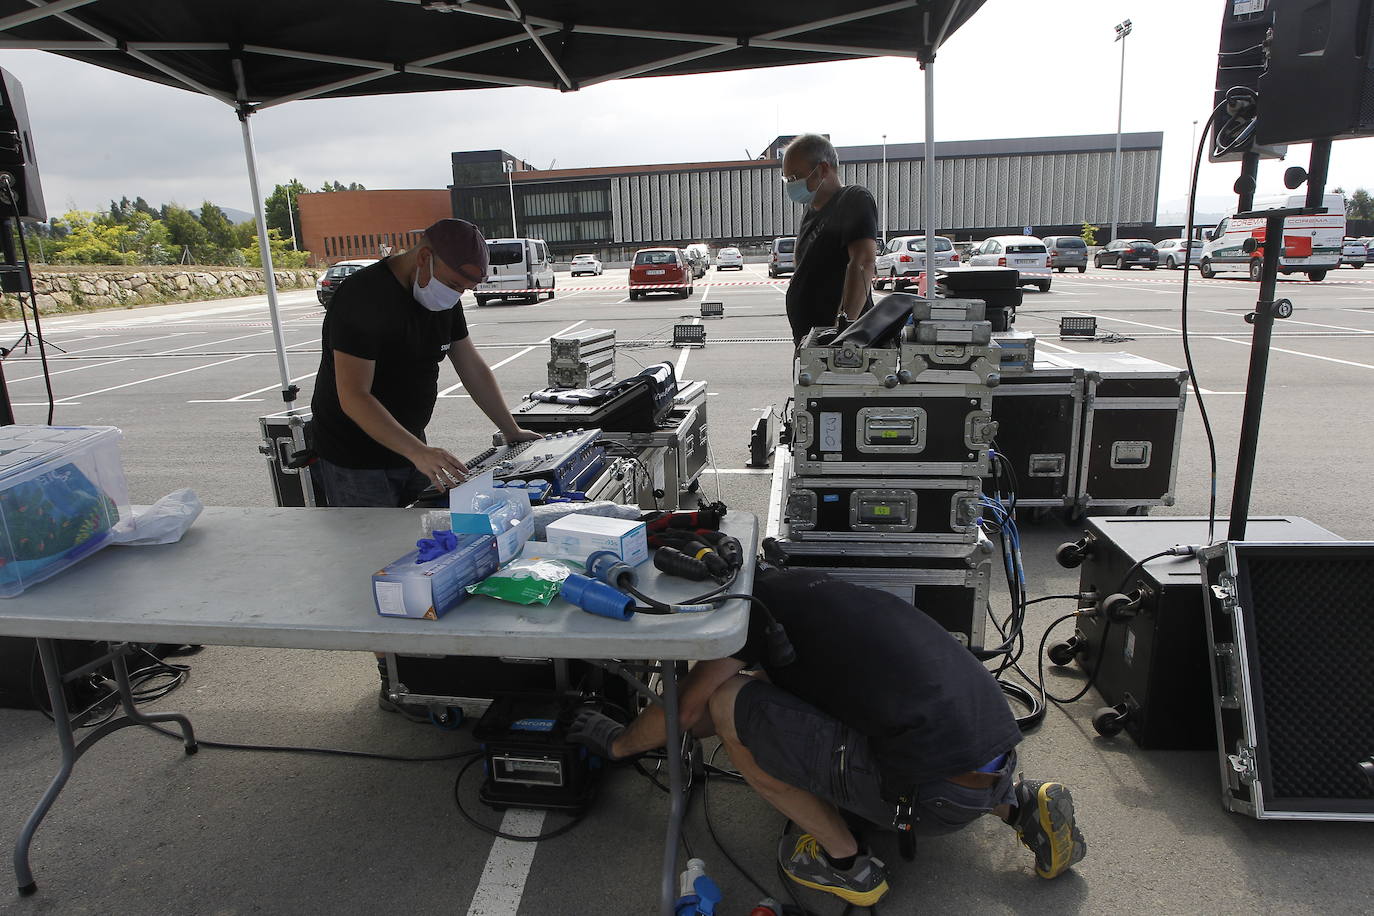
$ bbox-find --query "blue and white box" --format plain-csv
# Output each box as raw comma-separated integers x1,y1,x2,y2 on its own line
543,514,649,567
450,470,536,563
372,533,499,620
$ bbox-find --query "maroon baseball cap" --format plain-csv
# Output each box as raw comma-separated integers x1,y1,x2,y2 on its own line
424,219,488,277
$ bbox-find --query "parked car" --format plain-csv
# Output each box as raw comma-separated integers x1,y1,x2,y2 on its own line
475,237,555,305
965,235,1052,291
629,248,694,299
1155,238,1203,269
769,237,797,277
684,243,711,279
1341,237,1368,268
873,235,958,289
1094,239,1160,270
715,246,744,270
570,253,603,276
316,259,376,306
1042,236,1088,273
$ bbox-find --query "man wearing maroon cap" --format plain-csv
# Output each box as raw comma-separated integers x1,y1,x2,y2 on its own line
311,218,540,508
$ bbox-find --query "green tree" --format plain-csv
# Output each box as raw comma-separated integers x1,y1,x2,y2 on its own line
162,205,209,262
264,178,308,247
1081,222,1098,246
198,202,239,263
1347,188,1374,220
317,180,366,192
240,227,310,269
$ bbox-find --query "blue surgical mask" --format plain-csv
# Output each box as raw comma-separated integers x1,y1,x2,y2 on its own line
412,255,462,311
785,164,820,206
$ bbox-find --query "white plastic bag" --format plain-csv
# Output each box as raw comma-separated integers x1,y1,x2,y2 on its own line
112,488,204,546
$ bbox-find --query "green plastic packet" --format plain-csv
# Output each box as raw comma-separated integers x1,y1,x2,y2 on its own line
466,556,582,606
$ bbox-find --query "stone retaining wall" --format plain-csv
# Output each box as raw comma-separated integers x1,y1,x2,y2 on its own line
1,266,320,319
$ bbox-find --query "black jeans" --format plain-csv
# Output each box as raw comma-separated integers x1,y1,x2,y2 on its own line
316,458,430,508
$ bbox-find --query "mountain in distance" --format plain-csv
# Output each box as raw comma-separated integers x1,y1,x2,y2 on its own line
220,206,255,224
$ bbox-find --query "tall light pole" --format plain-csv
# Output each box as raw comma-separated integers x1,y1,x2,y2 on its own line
504,159,518,238
286,182,299,251
1110,19,1132,245
881,134,888,243
1187,118,1199,214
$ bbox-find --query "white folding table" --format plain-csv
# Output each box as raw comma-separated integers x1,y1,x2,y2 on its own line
0,506,756,916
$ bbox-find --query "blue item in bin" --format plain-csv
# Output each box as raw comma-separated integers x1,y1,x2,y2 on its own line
416,529,459,562
560,573,635,620
0,463,120,591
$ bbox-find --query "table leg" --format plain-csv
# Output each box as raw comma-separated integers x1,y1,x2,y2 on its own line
659,660,684,916
110,649,197,753
13,641,197,897
14,640,76,897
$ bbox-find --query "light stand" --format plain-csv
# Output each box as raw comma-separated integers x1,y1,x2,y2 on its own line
1226,139,1332,541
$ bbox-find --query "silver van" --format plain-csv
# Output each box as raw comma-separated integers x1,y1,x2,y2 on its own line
475,237,556,305
1042,236,1088,273
769,237,797,277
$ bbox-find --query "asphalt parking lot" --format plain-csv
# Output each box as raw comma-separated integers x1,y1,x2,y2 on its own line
1,263,1372,914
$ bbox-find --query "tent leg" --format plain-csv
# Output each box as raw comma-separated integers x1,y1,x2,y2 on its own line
922,57,939,298
236,105,296,405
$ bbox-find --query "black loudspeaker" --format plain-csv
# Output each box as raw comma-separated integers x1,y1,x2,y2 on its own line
1255,0,1374,145
1209,0,1287,162
0,67,46,222
1200,540,1374,820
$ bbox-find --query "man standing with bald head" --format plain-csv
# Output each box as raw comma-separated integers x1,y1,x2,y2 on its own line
310,218,540,508
780,134,879,346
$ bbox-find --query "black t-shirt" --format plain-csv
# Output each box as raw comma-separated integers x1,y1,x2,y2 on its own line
785,185,878,342
736,567,1021,795
310,260,470,469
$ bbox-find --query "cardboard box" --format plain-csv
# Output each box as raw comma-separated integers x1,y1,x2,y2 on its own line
543,514,648,566
372,533,499,620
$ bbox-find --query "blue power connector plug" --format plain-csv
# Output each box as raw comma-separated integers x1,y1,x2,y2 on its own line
586,549,639,589
560,573,635,620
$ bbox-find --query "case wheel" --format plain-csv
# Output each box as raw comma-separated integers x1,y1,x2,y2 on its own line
1048,637,1082,667
1055,537,1091,569
1101,591,1140,622
1093,706,1127,737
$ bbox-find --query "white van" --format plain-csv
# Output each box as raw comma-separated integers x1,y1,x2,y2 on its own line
1199,193,1345,282
475,237,556,305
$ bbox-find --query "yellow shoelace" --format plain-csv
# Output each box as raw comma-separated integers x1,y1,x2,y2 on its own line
794,834,823,861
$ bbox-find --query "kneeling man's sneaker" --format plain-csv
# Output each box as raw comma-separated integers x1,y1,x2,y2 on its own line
1014,779,1087,879
777,834,889,907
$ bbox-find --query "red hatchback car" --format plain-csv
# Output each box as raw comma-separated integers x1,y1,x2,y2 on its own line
629,248,694,300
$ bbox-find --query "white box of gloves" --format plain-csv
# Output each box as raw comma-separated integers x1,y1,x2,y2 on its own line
372,531,499,620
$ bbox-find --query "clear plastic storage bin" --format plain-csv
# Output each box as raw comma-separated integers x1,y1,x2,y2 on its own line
0,426,131,597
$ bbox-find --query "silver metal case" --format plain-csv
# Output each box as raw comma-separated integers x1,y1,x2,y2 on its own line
765,533,994,650
792,383,995,476
784,475,983,543
795,332,901,388
909,297,987,322
1198,539,1374,821
602,404,708,509
258,408,323,507
899,338,1001,386
906,319,993,346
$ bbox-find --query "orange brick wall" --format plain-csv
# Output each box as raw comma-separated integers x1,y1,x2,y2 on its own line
298,189,453,265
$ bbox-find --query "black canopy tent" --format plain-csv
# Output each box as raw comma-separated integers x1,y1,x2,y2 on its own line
1,0,982,405
0,0,983,909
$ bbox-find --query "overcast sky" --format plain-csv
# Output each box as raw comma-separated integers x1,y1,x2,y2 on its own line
3,0,1371,222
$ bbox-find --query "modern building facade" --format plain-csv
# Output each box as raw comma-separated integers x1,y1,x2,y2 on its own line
297,188,453,265
450,132,1164,259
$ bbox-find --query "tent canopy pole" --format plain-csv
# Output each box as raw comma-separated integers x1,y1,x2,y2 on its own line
233,58,296,405
922,56,938,297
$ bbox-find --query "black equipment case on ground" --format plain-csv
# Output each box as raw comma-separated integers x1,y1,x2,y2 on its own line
1045,352,1187,512
1198,539,1374,821
258,408,326,507
473,692,599,813
988,362,1085,508
1068,517,1340,750
791,383,994,477
763,531,992,650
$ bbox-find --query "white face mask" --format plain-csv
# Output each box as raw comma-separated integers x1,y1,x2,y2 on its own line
412,255,463,311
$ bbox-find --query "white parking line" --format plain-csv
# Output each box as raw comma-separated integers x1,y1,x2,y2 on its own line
1065,279,1176,296
53,354,257,404
1213,336,1374,371
7,332,193,360
437,320,586,398
1204,309,1374,334
9,329,298,384
465,809,546,916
